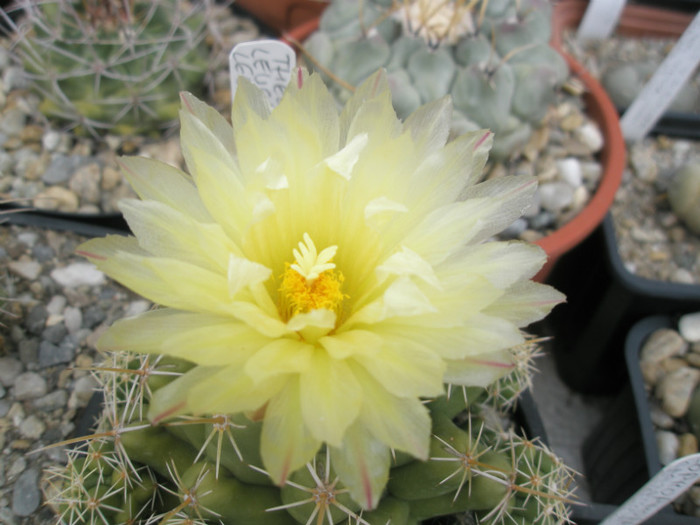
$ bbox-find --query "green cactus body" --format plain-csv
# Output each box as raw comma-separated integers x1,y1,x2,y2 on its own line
9,0,212,136
303,0,569,160
49,345,574,525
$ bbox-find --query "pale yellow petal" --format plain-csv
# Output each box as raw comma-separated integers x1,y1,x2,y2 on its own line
300,350,362,446
338,69,391,145
319,330,382,359
323,132,368,180
402,95,451,156
353,339,444,398
461,175,538,243
79,236,233,316
148,366,220,423
180,110,250,241
376,246,441,289
188,366,286,415
485,280,565,327
118,156,212,223
261,377,322,484
443,348,515,386
446,241,547,289
351,363,431,460
181,91,236,157
227,254,272,298
376,313,524,360
331,421,391,510
120,198,238,273
97,309,270,366
244,338,314,383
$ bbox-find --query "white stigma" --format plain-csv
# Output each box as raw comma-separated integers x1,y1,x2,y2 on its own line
290,233,337,283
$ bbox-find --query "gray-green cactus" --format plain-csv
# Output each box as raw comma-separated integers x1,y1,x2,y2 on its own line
46,341,575,525
302,0,569,160
3,0,215,136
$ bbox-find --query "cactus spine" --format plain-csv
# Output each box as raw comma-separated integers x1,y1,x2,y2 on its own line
4,0,214,136
301,0,569,160
46,339,575,525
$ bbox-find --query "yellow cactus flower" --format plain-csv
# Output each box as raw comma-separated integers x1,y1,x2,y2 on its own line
78,68,563,509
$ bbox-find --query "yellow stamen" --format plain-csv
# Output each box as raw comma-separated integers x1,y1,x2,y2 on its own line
279,234,346,320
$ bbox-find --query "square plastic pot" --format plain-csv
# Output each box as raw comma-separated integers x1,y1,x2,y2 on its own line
580,315,699,525
546,215,700,395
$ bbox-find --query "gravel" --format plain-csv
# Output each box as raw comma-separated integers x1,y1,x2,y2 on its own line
0,224,150,524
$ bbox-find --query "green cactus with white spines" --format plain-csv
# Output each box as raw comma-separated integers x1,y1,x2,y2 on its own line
301,0,569,160
45,339,575,525
3,0,213,136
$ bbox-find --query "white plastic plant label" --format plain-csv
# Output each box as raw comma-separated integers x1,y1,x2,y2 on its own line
576,0,626,41
229,40,296,109
600,453,700,525
620,12,700,141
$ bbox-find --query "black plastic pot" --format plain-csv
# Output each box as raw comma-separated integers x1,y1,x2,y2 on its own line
546,215,700,395
1,204,128,237
580,315,699,525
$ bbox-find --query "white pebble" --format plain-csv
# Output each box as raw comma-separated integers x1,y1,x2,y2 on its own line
679,312,700,343
124,299,152,317
46,295,67,317
50,263,105,288
538,182,574,212
575,121,604,152
557,157,583,188
41,130,62,152
656,430,679,465
63,306,83,334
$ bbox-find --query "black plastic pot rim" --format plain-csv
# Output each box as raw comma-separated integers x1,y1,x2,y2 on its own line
603,214,700,302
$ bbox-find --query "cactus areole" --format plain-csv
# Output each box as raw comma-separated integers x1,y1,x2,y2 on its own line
7,0,212,136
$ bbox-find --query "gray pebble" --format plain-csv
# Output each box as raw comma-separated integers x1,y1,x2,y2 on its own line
12,372,48,400
0,357,23,387
501,218,528,239
38,339,76,368
69,162,102,204
16,231,39,247
24,304,48,335
7,260,42,281
42,323,67,345
0,399,10,418
18,415,45,440
529,210,555,230
32,389,68,411
31,243,55,262
657,366,700,418
0,108,26,136
42,154,86,185
11,468,41,517
18,339,39,365
68,375,98,410
82,305,106,328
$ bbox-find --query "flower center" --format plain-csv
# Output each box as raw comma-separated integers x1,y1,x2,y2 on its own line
279,233,345,320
